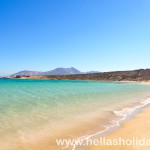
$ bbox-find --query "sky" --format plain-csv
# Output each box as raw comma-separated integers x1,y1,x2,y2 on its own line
0,0,150,76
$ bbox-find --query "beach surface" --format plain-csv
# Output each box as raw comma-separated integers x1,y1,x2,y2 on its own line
90,106,150,150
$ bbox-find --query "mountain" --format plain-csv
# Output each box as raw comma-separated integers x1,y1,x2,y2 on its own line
12,70,42,76
43,67,81,75
11,67,82,76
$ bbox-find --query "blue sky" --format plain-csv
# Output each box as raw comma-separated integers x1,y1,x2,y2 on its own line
0,0,150,75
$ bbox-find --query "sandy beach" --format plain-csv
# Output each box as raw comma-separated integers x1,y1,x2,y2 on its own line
90,106,150,150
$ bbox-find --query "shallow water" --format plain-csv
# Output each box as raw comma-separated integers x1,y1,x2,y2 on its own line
0,79,150,150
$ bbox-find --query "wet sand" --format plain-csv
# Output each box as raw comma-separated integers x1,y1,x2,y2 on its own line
90,106,150,150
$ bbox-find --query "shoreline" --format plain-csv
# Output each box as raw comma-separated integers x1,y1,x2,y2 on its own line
4,77,150,86
73,97,150,150
90,104,150,150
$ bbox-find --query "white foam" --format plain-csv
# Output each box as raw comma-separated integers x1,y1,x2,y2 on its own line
71,97,150,150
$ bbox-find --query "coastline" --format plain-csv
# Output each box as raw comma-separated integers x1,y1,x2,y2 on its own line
73,97,150,150
90,105,150,150
5,76,150,85
8,69,150,82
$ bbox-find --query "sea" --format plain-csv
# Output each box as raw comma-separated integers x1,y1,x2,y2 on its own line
0,79,150,150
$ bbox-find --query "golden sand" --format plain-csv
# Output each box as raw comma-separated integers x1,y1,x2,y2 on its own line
90,106,150,150
2,107,150,150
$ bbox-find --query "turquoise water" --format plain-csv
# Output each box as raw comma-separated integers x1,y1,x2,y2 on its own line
0,79,150,149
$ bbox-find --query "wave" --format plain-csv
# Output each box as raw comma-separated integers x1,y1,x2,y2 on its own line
72,97,150,150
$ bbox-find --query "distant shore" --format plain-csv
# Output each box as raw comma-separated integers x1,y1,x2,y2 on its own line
8,69,150,83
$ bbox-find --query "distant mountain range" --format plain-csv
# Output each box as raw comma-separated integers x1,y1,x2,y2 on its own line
11,67,99,76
